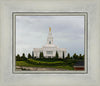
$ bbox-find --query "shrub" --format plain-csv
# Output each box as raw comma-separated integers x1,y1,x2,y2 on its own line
26,59,65,66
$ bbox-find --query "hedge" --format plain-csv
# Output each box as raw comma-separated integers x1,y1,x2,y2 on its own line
26,59,65,66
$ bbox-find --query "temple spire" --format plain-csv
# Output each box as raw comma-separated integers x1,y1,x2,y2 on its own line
49,27,51,32
47,27,53,44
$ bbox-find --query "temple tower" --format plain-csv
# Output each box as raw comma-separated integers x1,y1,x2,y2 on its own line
33,27,67,58
47,27,53,45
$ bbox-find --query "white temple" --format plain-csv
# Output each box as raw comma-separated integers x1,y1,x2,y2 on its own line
33,27,67,58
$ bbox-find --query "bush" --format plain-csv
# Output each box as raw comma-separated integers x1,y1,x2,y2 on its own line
26,59,65,66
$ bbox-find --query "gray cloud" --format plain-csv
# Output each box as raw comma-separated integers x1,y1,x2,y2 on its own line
16,16,84,56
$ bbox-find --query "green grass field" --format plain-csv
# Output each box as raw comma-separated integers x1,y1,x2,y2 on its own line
16,60,74,70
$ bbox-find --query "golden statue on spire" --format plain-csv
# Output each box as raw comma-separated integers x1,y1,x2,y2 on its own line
49,27,51,32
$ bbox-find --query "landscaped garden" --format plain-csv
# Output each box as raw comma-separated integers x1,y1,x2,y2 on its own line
16,53,84,70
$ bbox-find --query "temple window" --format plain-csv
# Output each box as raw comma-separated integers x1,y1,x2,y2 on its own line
49,41,51,44
46,51,53,54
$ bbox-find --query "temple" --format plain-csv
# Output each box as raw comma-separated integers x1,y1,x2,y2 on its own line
33,27,67,58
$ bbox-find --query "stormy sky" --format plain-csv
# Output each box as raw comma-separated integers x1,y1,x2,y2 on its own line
16,16,84,56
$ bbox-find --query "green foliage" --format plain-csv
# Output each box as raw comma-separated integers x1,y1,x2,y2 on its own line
57,65,74,70
34,57,63,62
55,51,59,58
16,61,74,70
32,51,34,58
16,54,21,61
82,55,84,60
63,51,64,59
73,53,78,60
28,53,32,59
64,59,77,66
72,53,84,60
21,53,27,61
16,52,85,70
16,53,27,61
78,54,84,60
27,59,65,66
16,52,84,64
16,61,32,67
39,52,44,58
22,53,25,58
66,53,70,59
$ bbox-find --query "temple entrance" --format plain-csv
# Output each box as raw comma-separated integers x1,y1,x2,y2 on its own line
48,56,51,58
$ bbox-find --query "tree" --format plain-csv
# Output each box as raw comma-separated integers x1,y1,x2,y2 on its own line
16,54,21,61
55,51,59,58
63,51,64,59
80,54,84,60
28,53,32,59
66,53,70,59
82,55,84,60
39,52,44,58
32,51,34,58
22,53,25,58
79,54,82,59
21,53,27,61
73,53,78,60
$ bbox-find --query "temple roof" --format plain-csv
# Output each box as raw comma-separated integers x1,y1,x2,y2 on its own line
43,44,58,48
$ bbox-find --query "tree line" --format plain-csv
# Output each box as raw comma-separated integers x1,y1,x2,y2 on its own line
16,51,84,61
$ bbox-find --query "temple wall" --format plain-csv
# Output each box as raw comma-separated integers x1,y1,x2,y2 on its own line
33,48,67,58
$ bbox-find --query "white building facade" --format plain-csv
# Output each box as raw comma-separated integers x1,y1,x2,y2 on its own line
33,27,67,58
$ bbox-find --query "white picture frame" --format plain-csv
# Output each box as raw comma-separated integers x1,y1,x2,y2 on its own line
0,0,100,86
13,12,88,74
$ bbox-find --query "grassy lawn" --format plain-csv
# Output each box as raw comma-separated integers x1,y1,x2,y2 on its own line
16,60,74,70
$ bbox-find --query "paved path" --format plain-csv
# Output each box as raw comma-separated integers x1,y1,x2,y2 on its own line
16,66,67,71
